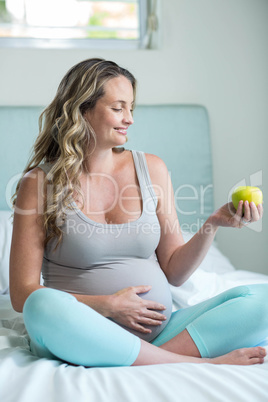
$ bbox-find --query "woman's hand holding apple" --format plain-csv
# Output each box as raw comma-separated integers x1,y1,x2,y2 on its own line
208,200,263,229
208,186,263,229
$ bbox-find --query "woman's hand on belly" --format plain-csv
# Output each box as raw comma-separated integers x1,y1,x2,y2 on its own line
108,285,167,335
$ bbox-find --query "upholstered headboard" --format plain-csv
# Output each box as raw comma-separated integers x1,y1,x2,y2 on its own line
0,105,213,232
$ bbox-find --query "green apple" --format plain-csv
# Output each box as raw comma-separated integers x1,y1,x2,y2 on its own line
232,186,263,210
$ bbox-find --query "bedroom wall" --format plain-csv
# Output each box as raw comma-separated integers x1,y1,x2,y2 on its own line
0,0,267,274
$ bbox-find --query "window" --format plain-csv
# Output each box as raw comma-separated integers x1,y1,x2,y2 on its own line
0,0,158,49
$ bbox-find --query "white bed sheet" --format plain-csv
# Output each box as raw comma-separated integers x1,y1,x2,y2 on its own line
0,345,267,402
1,267,268,402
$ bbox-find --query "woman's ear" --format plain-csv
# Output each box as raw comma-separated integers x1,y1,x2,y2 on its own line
83,109,91,123
83,109,88,119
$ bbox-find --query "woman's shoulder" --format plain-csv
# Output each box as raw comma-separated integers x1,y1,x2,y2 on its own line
129,149,166,168
22,160,54,179
144,152,165,165
14,167,46,212
115,149,168,181
131,150,169,187
21,163,52,188
21,166,46,185
16,162,54,204
143,152,168,177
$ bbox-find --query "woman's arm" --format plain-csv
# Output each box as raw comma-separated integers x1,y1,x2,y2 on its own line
10,168,47,312
146,154,263,287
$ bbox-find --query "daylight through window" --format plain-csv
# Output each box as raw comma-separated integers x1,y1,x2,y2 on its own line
0,0,150,49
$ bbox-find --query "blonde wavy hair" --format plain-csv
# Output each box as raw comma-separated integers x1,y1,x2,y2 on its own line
12,58,137,248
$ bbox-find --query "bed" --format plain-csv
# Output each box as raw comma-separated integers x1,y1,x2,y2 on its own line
0,105,267,402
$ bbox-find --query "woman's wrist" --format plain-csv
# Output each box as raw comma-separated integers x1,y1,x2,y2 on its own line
203,215,219,236
72,293,114,318
102,294,116,318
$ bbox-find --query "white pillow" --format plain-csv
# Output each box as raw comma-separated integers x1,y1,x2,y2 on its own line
0,211,13,294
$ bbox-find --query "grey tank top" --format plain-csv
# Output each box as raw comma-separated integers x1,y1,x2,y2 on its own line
40,150,172,342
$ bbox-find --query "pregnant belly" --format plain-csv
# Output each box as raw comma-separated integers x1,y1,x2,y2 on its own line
43,257,173,342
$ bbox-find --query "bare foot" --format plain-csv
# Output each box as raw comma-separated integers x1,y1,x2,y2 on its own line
211,347,266,365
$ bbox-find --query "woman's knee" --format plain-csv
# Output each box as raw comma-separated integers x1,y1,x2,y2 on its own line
233,284,268,337
247,284,268,314
23,288,75,326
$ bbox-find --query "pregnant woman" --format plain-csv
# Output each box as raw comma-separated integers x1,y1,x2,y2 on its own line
10,58,268,367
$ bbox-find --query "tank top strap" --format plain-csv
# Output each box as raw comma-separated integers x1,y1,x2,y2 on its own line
38,162,54,177
132,150,158,208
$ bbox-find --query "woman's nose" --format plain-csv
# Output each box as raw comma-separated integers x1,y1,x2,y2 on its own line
123,110,134,126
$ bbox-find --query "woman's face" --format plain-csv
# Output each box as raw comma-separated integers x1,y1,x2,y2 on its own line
84,75,134,150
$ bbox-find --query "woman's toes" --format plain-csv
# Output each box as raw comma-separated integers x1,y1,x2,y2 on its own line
258,347,266,357
249,347,266,359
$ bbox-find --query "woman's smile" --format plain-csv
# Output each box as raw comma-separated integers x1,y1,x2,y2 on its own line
114,127,128,135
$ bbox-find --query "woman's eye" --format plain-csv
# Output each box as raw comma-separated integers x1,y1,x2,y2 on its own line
112,108,122,112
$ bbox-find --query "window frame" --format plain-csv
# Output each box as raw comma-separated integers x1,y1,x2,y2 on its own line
0,0,149,49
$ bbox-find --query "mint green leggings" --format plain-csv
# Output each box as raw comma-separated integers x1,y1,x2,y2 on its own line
23,284,268,367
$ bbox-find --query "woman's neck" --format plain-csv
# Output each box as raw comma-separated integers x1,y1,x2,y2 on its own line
83,148,117,175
